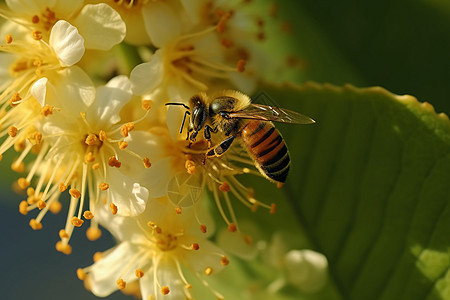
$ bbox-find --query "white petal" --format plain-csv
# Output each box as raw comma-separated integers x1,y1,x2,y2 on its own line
48,66,95,110
167,172,204,208
87,242,140,297
141,158,176,198
284,249,328,293
52,0,83,19
86,75,132,127
30,77,48,106
142,2,180,47
217,228,257,260
107,168,149,216
130,52,164,95
49,20,85,66
179,0,203,23
72,3,126,50
166,103,189,141
6,0,55,14
140,259,185,300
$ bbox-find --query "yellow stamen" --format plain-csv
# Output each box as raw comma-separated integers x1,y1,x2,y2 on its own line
191,243,200,250
120,122,135,137
19,200,28,215
118,141,128,149
161,286,170,295
270,203,276,214
59,229,69,239
59,183,67,192
83,210,94,220
76,268,86,280
93,252,103,262
49,201,62,214
142,157,151,168
31,15,39,24
142,100,152,111
5,34,12,44
17,178,30,189
228,223,237,232
37,199,46,210
69,188,81,199
86,227,102,241
55,241,72,255
204,267,213,276
84,152,95,163
29,219,43,230
117,279,126,290
135,269,144,278
108,156,121,168
71,216,84,227
220,256,229,266
98,182,109,191
219,182,230,192
98,130,107,142
31,30,42,40
237,59,246,72
200,224,207,233
110,203,118,215
175,206,182,214
41,105,53,116
8,126,18,137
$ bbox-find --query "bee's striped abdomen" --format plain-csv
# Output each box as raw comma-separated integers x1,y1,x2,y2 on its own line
241,120,290,183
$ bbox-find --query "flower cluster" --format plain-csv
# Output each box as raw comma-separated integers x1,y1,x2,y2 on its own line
0,0,327,299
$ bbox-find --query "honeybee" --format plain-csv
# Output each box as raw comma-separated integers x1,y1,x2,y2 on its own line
166,90,315,184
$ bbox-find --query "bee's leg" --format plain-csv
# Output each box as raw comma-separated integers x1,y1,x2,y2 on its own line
188,130,197,148
206,135,236,158
204,125,215,148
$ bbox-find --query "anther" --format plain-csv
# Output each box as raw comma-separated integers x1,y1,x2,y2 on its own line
191,243,200,250
143,157,151,168
83,211,94,220
5,34,13,44
93,252,103,262
27,131,42,145
244,235,253,245
120,122,135,137
228,223,237,232
19,201,28,215
108,156,121,168
9,92,21,107
200,224,207,233
276,182,284,188
49,201,62,214
142,100,152,111
59,229,69,239
85,133,99,146
135,269,144,278
92,163,100,170
237,59,246,72
118,141,128,149
31,30,42,40
29,219,43,230
185,160,195,174
71,216,84,227
117,279,126,290
161,286,170,295
175,206,182,214
219,182,230,192
204,267,213,276
69,188,81,199
217,12,231,33
99,182,109,191
59,183,67,192
220,38,234,48
37,199,46,210
98,130,107,142
76,268,86,280
86,227,102,241
55,241,72,255
41,105,54,116
220,256,230,266
17,178,29,189
31,15,40,24
84,152,95,163
11,161,24,172
110,203,118,215
270,203,276,214
8,126,18,137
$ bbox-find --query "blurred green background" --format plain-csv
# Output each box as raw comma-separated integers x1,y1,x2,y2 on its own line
1,1,449,299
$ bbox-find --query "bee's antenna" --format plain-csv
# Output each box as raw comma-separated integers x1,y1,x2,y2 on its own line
165,102,190,110
165,102,192,134
180,110,190,134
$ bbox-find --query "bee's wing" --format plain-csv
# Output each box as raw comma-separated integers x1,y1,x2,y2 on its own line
228,104,315,124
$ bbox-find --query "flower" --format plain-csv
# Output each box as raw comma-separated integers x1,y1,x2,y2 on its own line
79,197,229,300
17,75,152,253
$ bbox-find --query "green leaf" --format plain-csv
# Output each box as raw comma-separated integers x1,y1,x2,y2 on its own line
263,83,450,300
